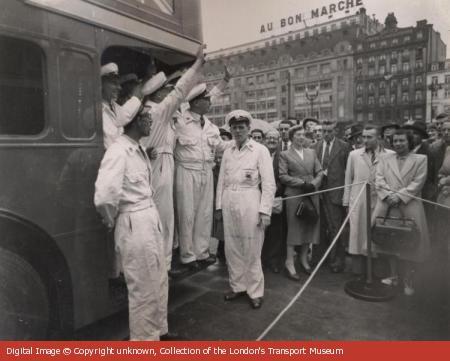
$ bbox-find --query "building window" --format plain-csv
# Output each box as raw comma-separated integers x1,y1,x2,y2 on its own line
402,63,410,72
431,63,439,71
294,85,305,93
391,64,398,74
356,83,363,94
417,31,423,40
403,109,410,120
256,74,265,84
281,85,286,93
415,91,423,101
415,76,423,85
368,83,375,93
404,35,411,42
320,63,331,74
246,76,254,85
368,112,374,121
357,44,363,51
256,90,265,98
380,81,386,89
0,36,46,136
281,97,286,105
402,92,409,102
267,100,276,109
267,72,276,82
357,112,363,122
390,94,396,104
257,101,266,110
294,68,304,78
368,56,375,65
369,42,376,49
368,96,375,105
307,65,318,76
391,51,398,60
379,65,386,75
246,91,255,98
381,41,387,47
379,54,386,62
356,58,363,68
368,68,375,76
234,78,241,86
266,87,277,97
402,49,410,59
379,96,386,106
356,97,363,105
320,81,332,90
392,38,398,45
402,78,409,87
415,60,423,70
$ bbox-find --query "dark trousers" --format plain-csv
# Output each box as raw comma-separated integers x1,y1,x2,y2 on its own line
262,210,286,268
313,193,346,267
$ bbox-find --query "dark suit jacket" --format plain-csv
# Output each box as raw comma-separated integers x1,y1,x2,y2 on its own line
313,138,351,205
416,142,437,201
431,140,448,177
271,148,284,197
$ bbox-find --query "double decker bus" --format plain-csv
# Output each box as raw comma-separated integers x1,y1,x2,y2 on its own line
0,0,201,339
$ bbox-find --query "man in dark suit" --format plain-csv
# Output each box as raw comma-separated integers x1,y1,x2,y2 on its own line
262,129,285,273
312,120,352,272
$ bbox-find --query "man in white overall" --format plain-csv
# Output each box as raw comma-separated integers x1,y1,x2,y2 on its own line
215,110,276,309
94,105,168,340
140,45,206,273
174,83,230,269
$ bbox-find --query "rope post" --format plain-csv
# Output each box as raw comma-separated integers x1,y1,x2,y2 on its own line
344,182,395,302
365,182,373,285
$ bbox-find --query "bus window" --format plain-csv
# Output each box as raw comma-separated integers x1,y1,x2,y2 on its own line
58,50,96,139
0,36,45,136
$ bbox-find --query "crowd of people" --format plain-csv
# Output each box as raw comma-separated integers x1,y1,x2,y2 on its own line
92,44,450,340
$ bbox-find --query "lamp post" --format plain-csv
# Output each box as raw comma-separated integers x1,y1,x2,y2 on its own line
305,86,319,118
428,81,442,119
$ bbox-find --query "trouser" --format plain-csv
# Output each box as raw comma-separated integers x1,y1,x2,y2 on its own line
152,154,175,270
115,206,168,340
262,212,286,268
314,194,346,266
222,188,265,299
175,164,214,264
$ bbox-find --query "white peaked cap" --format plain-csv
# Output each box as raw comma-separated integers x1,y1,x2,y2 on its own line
225,109,253,126
141,72,167,96
100,62,119,77
186,83,208,102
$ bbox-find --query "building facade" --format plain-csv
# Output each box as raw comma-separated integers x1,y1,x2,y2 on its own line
353,13,446,125
426,59,450,120
204,8,382,126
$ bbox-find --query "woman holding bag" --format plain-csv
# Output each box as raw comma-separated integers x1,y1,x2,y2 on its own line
373,129,430,296
279,125,323,280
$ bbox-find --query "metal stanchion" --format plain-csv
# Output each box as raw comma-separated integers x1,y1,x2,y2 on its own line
344,183,395,301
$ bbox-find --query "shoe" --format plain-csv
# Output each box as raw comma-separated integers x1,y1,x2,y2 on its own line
299,262,312,275
199,255,217,267
381,276,399,287
224,291,246,301
185,261,200,271
160,332,179,341
403,278,415,296
168,266,189,279
250,297,263,309
284,266,301,281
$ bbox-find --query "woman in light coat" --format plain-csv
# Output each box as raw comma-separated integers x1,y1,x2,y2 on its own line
279,126,323,280
373,129,430,295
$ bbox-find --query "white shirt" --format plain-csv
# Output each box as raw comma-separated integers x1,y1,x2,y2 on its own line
294,147,304,160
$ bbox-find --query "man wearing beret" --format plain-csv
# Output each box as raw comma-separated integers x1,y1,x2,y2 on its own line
215,110,275,309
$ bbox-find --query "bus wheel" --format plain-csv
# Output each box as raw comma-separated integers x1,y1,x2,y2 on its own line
0,248,49,340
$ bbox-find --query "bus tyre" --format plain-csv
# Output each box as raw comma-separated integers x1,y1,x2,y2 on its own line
0,248,49,340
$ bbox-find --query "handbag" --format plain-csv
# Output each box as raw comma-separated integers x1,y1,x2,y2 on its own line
372,206,419,252
295,196,318,223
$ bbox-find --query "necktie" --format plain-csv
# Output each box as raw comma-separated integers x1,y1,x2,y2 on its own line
200,115,205,128
322,141,331,170
283,141,288,151
371,151,376,164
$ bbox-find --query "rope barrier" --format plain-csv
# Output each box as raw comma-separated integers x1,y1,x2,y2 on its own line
256,182,368,341
371,182,450,211
277,181,367,201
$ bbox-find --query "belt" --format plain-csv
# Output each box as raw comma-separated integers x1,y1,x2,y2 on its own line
119,199,155,213
224,185,260,191
175,160,214,171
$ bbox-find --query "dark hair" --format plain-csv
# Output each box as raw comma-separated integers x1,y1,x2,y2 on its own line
288,125,304,141
279,119,294,128
322,119,337,127
251,128,265,138
124,104,145,132
393,129,414,150
363,123,380,135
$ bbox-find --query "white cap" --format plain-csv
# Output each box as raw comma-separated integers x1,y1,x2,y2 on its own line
141,72,167,96
225,109,253,126
186,83,209,102
100,62,119,77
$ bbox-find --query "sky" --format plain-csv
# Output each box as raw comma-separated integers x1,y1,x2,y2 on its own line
200,0,450,57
